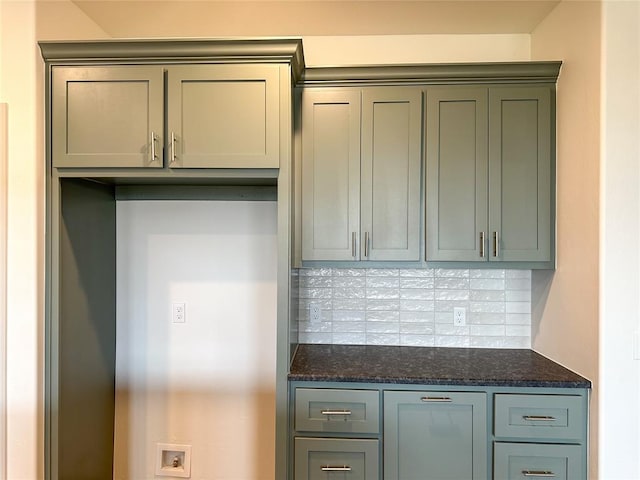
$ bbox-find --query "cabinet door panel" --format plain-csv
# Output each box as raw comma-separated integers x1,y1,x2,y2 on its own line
167,64,280,168
301,89,361,261
384,390,487,480
426,87,488,261
489,87,552,262
52,66,163,168
361,88,422,261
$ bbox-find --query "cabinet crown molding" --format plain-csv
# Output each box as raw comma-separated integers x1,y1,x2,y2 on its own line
301,61,562,86
39,37,306,82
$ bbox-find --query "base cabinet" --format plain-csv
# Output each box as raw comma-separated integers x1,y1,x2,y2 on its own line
290,383,588,480
384,390,487,480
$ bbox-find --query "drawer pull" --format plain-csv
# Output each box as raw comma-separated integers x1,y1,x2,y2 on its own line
522,470,556,477
421,396,452,402
321,409,352,416
321,465,352,472
523,415,557,421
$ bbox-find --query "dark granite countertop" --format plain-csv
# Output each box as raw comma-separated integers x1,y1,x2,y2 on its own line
289,344,591,388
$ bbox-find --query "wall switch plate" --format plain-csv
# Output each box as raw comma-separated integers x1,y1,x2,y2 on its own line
155,443,191,478
172,302,186,323
309,303,321,323
454,307,466,326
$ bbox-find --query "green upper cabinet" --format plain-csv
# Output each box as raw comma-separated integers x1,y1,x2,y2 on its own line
52,64,281,169
426,85,553,265
301,89,361,261
426,87,488,261
489,87,552,262
166,65,280,168
301,87,422,262
52,66,164,168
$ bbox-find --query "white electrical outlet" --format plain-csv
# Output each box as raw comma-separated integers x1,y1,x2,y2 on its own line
309,303,321,323
454,307,466,326
172,302,186,323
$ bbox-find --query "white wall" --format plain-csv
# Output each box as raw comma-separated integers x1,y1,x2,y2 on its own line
599,1,640,478
114,200,277,480
530,2,601,476
0,1,107,478
303,34,530,65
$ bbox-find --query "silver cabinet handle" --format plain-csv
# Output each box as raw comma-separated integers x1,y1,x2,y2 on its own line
170,132,177,164
364,231,369,258
480,231,485,258
352,232,357,258
321,409,352,416
421,396,452,402
493,231,499,257
321,466,352,472
523,415,557,421
150,131,158,163
522,471,556,477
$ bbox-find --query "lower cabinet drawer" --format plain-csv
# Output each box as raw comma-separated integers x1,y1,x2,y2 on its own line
494,394,584,441
295,388,380,434
294,437,379,480
493,442,583,480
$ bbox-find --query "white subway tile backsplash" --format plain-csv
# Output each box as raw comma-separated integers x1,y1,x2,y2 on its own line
401,334,435,346
435,277,470,289
434,289,470,301
367,322,400,334
333,321,366,333
296,268,532,349
366,333,400,345
470,278,505,290
333,333,366,345
436,268,469,277
506,278,531,290
506,313,531,325
470,269,505,279
400,277,435,289
366,276,400,288
367,299,401,311
400,268,435,277
367,311,400,322
400,322,435,334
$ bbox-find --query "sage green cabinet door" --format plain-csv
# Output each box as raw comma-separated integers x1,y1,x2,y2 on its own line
493,443,583,480
361,88,422,261
295,437,379,480
425,87,488,261
52,66,164,168
301,89,361,261
384,391,487,480
488,87,552,262
166,64,280,168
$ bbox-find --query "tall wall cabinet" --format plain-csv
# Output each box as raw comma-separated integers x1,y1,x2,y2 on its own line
40,39,304,480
